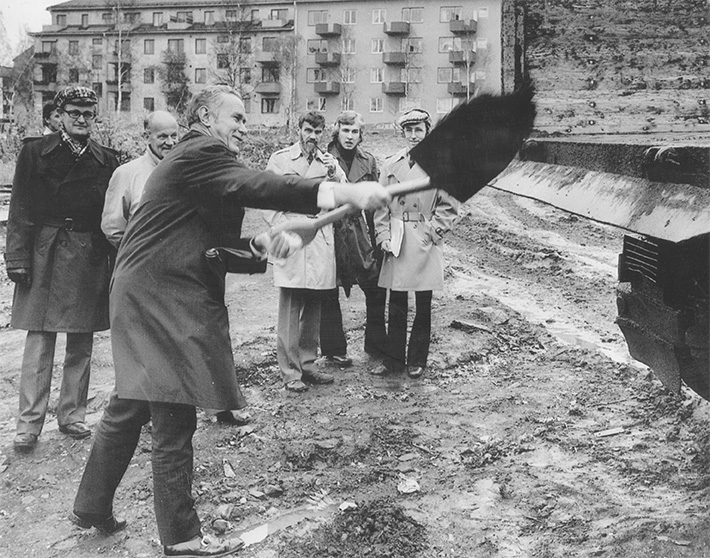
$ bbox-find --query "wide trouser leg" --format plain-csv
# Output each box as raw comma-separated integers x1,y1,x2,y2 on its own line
319,287,347,357
74,391,149,520
386,290,408,371
150,402,201,546
407,291,432,367
17,330,57,436
56,332,93,427
362,285,387,356
300,290,322,376
277,287,305,384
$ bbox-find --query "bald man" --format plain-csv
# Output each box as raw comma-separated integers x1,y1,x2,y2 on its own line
101,111,179,247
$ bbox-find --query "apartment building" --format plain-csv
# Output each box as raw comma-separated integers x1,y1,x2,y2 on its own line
31,0,524,126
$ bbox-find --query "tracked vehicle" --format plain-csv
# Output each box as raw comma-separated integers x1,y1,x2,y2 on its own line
490,136,710,399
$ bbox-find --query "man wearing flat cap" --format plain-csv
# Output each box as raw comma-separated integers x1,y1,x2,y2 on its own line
4,85,119,452
372,108,459,380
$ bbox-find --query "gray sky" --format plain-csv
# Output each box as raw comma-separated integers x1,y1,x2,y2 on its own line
0,0,54,59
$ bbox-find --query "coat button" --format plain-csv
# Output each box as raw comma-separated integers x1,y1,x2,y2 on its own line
60,240,67,247
399,199,405,205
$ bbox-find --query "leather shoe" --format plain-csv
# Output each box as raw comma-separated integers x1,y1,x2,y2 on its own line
215,410,251,426
284,379,308,392
59,422,91,440
164,535,244,557
70,511,127,535
325,354,353,367
13,433,38,452
407,366,426,379
302,370,334,385
369,363,390,376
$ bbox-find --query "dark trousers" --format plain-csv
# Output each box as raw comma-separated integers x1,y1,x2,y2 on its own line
386,290,432,370
73,391,201,546
320,285,387,357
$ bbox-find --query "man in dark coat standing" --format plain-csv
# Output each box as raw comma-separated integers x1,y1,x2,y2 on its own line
4,86,118,452
320,111,387,365
70,85,390,557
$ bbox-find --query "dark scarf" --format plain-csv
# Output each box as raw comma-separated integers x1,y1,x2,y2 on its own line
335,142,356,174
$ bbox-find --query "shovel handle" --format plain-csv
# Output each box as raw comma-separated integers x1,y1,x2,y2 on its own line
271,177,432,241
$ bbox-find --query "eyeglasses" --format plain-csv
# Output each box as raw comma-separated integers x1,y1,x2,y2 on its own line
64,110,96,121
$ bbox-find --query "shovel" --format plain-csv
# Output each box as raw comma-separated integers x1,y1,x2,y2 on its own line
271,83,536,246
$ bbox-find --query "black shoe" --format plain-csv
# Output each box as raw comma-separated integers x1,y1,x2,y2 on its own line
302,370,334,385
59,422,91,440
13,433,38,452
215,410,251,426
164,535,244,557
325,354,353,367
407,366,426,379
70,511,127,535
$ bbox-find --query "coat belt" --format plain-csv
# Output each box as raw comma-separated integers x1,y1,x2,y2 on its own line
398,211,426,222
40,217,99,232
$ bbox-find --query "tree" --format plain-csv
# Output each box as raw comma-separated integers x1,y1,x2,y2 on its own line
159,50,191,114
210,4,254,98
104,0,137,113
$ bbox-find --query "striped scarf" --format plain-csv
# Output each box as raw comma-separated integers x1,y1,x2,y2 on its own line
60,130,89,159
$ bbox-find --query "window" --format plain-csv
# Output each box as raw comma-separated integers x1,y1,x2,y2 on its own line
204,11,214,25
343,9,357,24
307,39,328,54
56,14,67,26
440,6,462,22
240,67,251,84
144,39,155,55
167,39,184,54
477,7,488,18
399,97,421,113
307,97,327,111
262,98,277,113
251,9,259,20
42,41,55,53
176,11,193,23
243,96,251,113
114,39,130,54
102,12,114,23
402,37,423,53
439,36,461,52
120,93,131,112
437,98,454,113
342,97,354,111
124,12,140,23
341,67,356,83
195,68,207,83
307,68,327,83
216,35,230,44
401,67,422,83
239,37,251,53
144,68,155,83
41,64,57,83
262,67,279,82
263,37,279,52
217,54,229,69
69,68,79,82
475,70,486,80
270,8,288,20
92,54,102,69
225,10,239,20
437,67,455,83
144,97,155,111
68,41,79,55
342,39,356,54
371,38,384,54
92,38,102,46
318,97,327,111
370,98,383,112
372,9,386,24
477,38,488,50
195,38,206,54
153,12,163,26
81,14,89,27
370,68,383,83
92,82,102,96
308,10,328,25
402,7,424,23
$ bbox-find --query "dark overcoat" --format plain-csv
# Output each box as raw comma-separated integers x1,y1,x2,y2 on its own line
111,131,323,409
4,132,118,332
326,142,380,294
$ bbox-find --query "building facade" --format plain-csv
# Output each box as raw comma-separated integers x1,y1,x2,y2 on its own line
31,0,524,126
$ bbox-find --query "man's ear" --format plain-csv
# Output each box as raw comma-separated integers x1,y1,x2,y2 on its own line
197,105,211,126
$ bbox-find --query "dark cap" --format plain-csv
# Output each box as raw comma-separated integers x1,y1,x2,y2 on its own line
54,86,98,109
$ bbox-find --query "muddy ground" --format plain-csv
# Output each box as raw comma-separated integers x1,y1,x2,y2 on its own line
2,139,710,558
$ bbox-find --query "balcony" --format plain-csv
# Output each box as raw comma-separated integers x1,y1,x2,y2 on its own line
106,81,131,92
314,81,340,95
449,50,477,65
448,82,475,96
262,18,288,28
450,19,477,34
255,51,280,65
34,51,58,63
255,82,281,95
382,51,406,65
382,82,406,95
315,52,341,66
32,81,56,92
315,23,342,36
41,24,66,32
107,52,132,63
383,21,410,35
